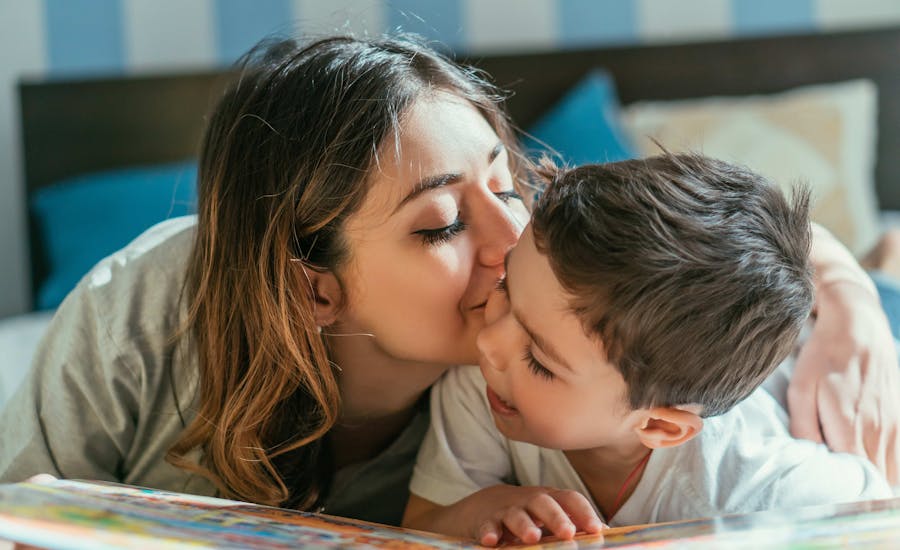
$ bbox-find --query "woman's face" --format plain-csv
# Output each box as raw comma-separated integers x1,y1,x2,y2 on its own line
336,92,529,366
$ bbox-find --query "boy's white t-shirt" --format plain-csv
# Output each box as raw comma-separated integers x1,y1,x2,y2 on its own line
409,366,892,527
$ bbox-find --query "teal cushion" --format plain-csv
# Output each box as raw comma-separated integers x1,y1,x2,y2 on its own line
30,161,197,310
526,70,636,166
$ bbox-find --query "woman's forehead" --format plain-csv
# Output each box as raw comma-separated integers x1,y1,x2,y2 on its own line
361,95,503,213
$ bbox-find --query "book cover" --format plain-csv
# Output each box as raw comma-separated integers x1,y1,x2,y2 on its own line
1,478,900,549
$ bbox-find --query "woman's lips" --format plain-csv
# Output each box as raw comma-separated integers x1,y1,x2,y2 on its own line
486,386,518,416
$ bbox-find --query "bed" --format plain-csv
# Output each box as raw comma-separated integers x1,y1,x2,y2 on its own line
2,25,899,405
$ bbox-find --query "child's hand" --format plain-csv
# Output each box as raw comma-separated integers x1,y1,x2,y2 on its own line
474,486,604,546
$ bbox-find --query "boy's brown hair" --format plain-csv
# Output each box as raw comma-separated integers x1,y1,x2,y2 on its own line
531,153,813,417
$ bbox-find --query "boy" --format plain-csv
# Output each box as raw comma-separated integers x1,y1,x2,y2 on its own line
402,154,892,546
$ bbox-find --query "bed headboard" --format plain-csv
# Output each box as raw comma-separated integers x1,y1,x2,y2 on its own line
471,25,900,209
17,25,900,307
19,70,235,192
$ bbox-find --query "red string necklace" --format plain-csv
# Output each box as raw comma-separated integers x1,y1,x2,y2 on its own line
607,450,652,522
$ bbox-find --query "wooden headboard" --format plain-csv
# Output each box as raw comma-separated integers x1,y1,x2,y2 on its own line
18,25,900,305
472,25,900,209
19,70,235,193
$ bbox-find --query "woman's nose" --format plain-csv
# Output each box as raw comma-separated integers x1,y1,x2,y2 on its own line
477,200,526,268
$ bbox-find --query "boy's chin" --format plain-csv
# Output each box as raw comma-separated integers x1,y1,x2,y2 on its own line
491,417,589,451
489,414,548,447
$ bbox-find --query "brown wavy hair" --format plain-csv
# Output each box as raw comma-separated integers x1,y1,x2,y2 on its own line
166,34,525,509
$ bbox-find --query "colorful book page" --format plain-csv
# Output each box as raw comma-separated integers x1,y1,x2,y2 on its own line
2,479,900,549
0,479,474,549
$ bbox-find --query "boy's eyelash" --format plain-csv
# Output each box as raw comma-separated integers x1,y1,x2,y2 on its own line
523,348,555,381
495,277,507,292
415,219,467,245
494,190,523,204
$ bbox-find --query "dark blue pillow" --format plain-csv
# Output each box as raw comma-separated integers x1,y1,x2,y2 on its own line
526,70,636,167
30,161,198,310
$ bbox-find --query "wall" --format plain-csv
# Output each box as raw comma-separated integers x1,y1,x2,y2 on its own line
2,0,900,317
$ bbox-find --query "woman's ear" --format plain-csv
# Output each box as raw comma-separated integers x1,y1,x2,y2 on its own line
634,406,703,449
296,263,344,327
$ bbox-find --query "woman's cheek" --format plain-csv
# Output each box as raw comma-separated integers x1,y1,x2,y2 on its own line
512,204,530,235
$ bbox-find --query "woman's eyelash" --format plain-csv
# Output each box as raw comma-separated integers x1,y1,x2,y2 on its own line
415,219,467,245
523,348,554,381
413,191,518,246
495,190,523,204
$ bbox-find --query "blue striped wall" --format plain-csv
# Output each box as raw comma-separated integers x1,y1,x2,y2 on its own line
36,0,900,74
45,0,125,74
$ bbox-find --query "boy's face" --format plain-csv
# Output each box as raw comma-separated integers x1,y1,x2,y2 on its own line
477,224,645,450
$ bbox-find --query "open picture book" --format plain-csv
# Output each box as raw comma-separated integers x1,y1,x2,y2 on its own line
1,478,900,548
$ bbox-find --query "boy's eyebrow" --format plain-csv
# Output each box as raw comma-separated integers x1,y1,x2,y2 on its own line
394,142,505,213
504,251,574,373
488,142,504,163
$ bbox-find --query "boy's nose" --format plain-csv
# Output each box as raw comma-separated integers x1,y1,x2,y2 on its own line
476,319,508,373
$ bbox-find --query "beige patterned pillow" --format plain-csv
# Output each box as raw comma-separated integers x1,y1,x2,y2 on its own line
621,80,879,255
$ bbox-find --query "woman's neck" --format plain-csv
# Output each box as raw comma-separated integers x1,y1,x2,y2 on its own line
328,403,422,470
325,330,451,468
564,439,652,520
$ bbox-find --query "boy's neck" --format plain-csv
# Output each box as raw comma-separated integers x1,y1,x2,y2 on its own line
564,439,653,521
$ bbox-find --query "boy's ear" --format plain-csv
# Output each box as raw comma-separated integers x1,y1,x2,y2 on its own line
296,264,344,327
634,406,703,449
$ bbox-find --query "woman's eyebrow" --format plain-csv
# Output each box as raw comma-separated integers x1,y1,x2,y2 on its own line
394,142,506,213
395,173,463,213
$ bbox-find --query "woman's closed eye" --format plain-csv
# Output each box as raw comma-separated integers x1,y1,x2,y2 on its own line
414,218,467,245
413,187,520,246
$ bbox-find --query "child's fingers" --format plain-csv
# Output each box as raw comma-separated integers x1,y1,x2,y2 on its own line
477,518,504,547
550,490,605,533
524,493,576,540
500,507,543,544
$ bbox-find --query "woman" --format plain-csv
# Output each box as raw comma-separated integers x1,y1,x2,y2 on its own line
0,34,896,526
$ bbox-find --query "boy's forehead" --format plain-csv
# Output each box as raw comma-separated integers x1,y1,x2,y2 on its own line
506,227,563,311
506,225,609,372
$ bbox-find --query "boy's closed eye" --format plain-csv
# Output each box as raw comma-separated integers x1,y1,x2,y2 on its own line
523,347,555,380
495,277,556,381
495,276,507,293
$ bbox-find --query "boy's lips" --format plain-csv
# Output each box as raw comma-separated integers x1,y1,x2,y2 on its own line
486,386,518,416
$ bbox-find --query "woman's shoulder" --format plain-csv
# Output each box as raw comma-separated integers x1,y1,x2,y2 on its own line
80,216,197,314
48,216,200,384
85,215,197,285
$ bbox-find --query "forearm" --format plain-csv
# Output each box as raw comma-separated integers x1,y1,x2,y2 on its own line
810,223,877,297
787,226,900,485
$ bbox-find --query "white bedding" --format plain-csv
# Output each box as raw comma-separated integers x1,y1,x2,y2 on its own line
0,310,54,408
